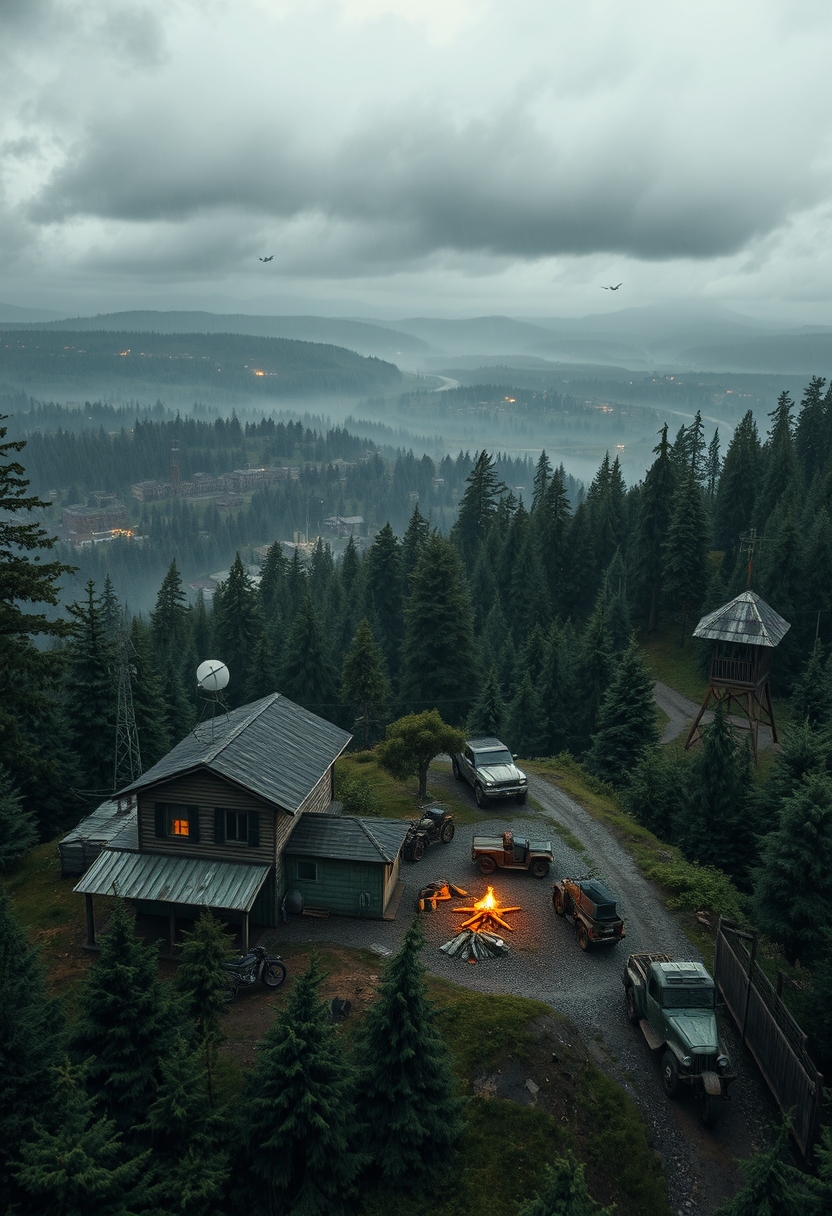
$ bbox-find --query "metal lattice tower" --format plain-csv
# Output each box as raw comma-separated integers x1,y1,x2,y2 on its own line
114,625,142,791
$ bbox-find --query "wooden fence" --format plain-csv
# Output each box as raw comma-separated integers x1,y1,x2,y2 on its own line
714,919,824,1159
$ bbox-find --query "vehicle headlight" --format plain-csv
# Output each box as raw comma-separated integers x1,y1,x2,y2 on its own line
682,1056,692,1068
717,1055,729,1072
484,780,494,787
519,776,527,784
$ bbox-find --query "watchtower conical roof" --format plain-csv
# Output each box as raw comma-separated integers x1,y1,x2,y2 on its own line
692,590,790,648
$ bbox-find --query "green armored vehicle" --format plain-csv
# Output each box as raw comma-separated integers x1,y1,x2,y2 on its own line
622,952,736,1126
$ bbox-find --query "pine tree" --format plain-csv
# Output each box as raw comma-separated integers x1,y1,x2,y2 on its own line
621,747,685,839
280,588,338,715
681,700,750,880
752,773,832,965
141,1033,229,1216
757,391,798,529
467,666,506,737
537,466,572,613
361,523,403,677
0,415,75,826
401,503,430,585
795,375,827,486
339,534,361,600
70,898,179,1133
713,411,761,557
259,541,288,623
662,470,710,645
791,640,832,727
340,618,390,749
705,429,721,500
573,599,615,754
236,955,360,1216
64,580,116,797
713,1119,811,1215
175,909,233,1105
452,450,506,571
506,671,547,757
212,554,263,709
0,764,37,870
14,1059,153,1216
751,719,831,838
586,636,659,785
531,449,553,512
0,888,62,1212
151,560,189,657
630,424,676,632
353,918,462,1188
377,710,465,801
400,534,477,725
517,1150,614,1216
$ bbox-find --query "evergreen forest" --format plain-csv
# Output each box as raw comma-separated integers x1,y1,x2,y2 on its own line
3,374,832,1214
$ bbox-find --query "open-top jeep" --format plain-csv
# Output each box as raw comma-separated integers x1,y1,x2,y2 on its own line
472,830,553,878
622,952,736,1126
552,877,626,951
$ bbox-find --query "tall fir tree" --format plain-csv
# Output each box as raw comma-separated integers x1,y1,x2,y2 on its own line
621,747,685,840
353,918,462,1188
340,617,390,748
505,671,547,757
705,428,721,500
0,764,38,870
258,541,289,624
14,1059,154,1216
452,450,506,572
70,898,179,1134
662,469,710,645
713,1120,811,1216
128,617,172,769
175,909,234,1105
280,588,339,715
794,375,827,486
630,424,676,632
399,534,477,726
757,391,798,529
400,503,431,586
752,772,832,965
64,580,116,797
235,955,361,1216
0,888,62,1213
151,560,189,657
713,410,761,558
791,640,832,728
586,636,659,785
212,553,264,709
361,522,403,678
467,665,506,738
680,700,750,880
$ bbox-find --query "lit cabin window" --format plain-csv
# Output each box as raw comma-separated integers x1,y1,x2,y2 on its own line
171,818,189,836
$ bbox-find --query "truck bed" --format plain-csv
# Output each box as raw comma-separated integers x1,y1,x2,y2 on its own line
624,951,672,982
473,835,552,853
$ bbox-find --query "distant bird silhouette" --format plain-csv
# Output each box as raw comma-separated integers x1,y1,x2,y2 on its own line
259,255,274,262
601,283,622,290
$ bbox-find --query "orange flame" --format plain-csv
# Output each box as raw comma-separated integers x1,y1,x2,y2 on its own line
474,886,497,912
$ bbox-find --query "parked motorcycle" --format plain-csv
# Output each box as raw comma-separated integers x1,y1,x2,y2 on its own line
222,944,286,1000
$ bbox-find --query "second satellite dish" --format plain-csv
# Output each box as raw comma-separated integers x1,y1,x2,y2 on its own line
196,660,230,692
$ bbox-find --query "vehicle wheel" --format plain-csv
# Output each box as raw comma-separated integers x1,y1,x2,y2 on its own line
474,783,488,808
661,1051,680,1098
224,979,238,1003
412,837,425,861
263,961,287,988
624,984,639,1025
441,821,455,843
577,923,590,951
452,756,462,781
553,889,565,916
516,791,527,805
531,859,550,879
476,855,497,875
699,1091,722,1127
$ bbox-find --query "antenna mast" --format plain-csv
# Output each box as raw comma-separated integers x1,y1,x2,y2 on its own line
114,623,142,791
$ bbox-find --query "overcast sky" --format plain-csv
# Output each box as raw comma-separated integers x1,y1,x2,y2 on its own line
3,0,832,321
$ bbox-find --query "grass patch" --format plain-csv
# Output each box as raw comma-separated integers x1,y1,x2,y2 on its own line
550,820,587,855
639,624,709,703
335,752,482,826
430,981,554,1079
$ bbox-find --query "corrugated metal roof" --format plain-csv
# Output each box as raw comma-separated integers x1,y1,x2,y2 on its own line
59,799,136,847
74,848,270,912
284,813,410,863
118,694,351,814
692,591,791,647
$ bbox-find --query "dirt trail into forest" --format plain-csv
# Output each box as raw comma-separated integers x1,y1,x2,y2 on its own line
653,680,775,750
270,762,782,1214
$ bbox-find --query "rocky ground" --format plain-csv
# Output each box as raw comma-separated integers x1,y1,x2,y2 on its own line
267,761,783,1215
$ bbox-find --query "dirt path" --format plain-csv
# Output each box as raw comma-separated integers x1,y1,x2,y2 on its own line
274,764,780,1214
654,680,775,751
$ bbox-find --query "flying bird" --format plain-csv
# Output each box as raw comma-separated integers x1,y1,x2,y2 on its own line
601,283,622,290
259,255,274,262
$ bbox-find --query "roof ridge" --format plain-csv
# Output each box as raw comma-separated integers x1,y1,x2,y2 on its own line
356,816,393,862
202,693,281,766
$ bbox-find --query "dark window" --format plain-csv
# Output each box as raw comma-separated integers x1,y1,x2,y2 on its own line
226,810,248,842
297,860,317,881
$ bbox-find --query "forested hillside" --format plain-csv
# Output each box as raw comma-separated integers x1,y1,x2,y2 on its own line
0,330,401,397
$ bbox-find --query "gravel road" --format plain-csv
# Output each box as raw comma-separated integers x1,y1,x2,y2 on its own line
275,762,780,1214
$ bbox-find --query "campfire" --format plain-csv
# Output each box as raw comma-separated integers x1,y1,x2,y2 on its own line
455,886,520,933
439,886,520,963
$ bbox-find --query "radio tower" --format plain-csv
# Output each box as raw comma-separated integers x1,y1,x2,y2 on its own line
113,624,142,791
170,436,181,497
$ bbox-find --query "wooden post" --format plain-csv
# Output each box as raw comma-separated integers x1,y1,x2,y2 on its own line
740,933,757,1043
85,894,96,947
242,912,249,954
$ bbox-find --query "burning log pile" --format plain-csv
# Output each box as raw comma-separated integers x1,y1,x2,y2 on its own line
439,886,519,963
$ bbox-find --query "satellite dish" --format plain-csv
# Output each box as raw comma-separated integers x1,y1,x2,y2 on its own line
196,660,230,692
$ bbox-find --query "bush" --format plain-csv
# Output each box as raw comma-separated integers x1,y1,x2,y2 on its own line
334,771,383,817
644,854,745,922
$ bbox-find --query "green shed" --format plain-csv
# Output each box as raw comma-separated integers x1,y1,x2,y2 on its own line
283,813,410,919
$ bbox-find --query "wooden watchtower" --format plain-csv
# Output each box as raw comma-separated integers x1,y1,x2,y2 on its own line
685,590,790,764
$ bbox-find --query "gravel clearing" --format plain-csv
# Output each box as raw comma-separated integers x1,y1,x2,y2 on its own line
274,761,782,1215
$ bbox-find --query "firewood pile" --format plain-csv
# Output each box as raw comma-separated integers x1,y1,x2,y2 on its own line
440,929,509,961
416,878,467,911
